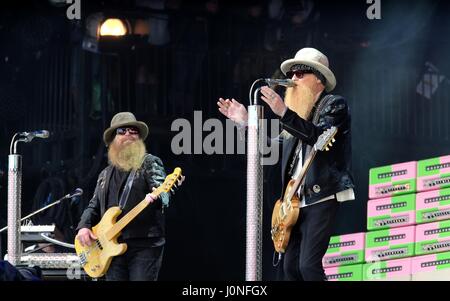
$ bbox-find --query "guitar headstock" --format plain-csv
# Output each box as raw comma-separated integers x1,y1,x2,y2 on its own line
153,167,184,196
314,126,337,152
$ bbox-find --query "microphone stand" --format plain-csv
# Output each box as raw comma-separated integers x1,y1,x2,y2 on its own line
6,131,51,265
0,192,78,234
6,134,27,265
245,78,265,281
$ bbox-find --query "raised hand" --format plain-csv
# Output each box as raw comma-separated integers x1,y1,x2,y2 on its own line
217,98,248,126
260,86,288,117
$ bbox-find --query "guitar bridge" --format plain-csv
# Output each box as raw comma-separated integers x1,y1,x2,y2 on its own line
79,253,87,267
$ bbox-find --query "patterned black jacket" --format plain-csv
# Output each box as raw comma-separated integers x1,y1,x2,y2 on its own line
76,153,170,240
280,93,354,205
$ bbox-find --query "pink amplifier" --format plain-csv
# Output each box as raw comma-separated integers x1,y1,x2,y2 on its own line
325,264,363,281
416,187,450,224
322,232,365,268
365,226,415,262
367,194,415,231
369,161,417,199
363,257,411,281
415,220,450,256
412,251,450,281
417,155,450,192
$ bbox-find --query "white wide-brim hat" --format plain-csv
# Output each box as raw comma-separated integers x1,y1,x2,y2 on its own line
280,47,336,92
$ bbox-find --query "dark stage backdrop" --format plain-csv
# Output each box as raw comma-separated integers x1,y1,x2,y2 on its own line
0,0,449,280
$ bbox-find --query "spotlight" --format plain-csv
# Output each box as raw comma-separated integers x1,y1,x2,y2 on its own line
83,13,130,53
82,12,151,54
99,18,128,37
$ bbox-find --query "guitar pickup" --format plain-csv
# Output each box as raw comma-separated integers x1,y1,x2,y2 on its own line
95,240,103,250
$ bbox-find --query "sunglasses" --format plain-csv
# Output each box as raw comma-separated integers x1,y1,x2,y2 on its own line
116,127,140,135
286,70,314,79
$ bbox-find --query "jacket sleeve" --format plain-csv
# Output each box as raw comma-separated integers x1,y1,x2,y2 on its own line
76,169,105,231
143,154,171,208
279,96,349,146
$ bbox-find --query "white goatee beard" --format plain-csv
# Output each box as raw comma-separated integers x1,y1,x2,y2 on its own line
108,139,147,171
284,83,316,120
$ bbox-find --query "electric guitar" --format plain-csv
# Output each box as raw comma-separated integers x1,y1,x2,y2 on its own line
271,127,337,253
75,167,183,278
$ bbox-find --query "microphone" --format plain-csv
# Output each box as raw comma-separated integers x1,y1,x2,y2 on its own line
69,188,83,198
69,188,83,207
20,130,50,142
264,78,296,88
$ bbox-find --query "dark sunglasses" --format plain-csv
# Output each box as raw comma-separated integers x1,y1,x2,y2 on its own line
286,70,314,79
116,127,140,135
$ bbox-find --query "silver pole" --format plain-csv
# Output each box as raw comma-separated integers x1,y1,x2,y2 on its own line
7,154,22,265
246,104,264,281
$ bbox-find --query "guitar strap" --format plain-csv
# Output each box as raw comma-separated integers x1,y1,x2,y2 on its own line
305,95,334,155
118,169,137,209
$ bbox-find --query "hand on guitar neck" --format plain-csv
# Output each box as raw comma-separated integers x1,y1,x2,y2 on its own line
146,174,185,203
144,188,158,204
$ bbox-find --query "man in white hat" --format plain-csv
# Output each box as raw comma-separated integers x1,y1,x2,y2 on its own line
76,112,180,281
218,48,354,281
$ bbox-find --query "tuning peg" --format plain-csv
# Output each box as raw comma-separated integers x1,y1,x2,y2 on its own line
332,138,336,143
325,147,329,151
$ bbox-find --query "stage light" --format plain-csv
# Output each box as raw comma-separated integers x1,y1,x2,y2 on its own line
82,12,151,53
99,18,128,36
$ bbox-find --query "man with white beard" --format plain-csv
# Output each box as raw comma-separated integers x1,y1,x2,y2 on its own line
76,112,176,281
218,48,354,281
